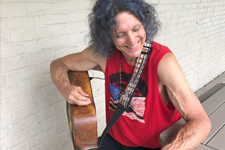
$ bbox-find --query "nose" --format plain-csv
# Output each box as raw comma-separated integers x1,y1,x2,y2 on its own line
126,32,136,46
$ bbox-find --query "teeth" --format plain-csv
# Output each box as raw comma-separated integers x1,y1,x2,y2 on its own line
128,43,138,48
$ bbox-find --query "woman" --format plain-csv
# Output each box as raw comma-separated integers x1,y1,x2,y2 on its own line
50,0,211,149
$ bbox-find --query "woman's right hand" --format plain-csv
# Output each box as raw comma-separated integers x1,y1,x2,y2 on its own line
62,84,91,106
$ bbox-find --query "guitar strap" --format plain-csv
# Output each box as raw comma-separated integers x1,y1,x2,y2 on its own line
98,41,153,149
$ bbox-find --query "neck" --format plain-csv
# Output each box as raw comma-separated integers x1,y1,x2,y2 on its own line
124,57,137,66
121,53,137,66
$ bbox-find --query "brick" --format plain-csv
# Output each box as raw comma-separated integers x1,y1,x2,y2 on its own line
43,84,59,96
40,36,67,49
53,101,66,114
42,14,68,25
10,30,23,42
29,144,42,150
22,29,37,41
27,16,36,27
41,112,66,131
38,107,55,122
78,0,93,10
39,98,52,110
68,11,90,22
0,74,7,88
2,134,21,149
157,5,166,12
1,127,10,141
1,81,33,100
1,56,27,73
1,111,18,128
33,89,45,101
12,143,27,150
25,3,52,15
65,22,78,34
24,115,39,129
0,99,12,114
1,17,12,30
52,1,77,12
18,125,42,142
17,102,39,120
49,139,72,150
38,27,52,39
77,21,89,33
11,92,34,110
166,4,173,11
23,40,41,54
6,67,42,84
48,93,64,104
25,134,45,149
40,61,51,74
51,24,65,36
1,45,23,59
146,0,159,4
41,131,68,150
11,121,24,135
56,122,68,134
159,0,174,4
32,74,53,89
55,45,80,59
26,50,55,66
1,0,25,2
1,3,26,17
11,17,28,30
68,33,86,45
26,127,56,149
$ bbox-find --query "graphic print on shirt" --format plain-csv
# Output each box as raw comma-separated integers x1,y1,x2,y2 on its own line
109,72,148,123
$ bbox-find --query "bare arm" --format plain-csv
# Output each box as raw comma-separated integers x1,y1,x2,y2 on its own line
158,53,211,150
50,46,106,105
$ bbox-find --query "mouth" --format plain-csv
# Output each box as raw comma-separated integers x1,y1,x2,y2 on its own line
125,40,140,50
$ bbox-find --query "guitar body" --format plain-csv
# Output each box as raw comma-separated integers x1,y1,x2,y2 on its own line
66,71,98,150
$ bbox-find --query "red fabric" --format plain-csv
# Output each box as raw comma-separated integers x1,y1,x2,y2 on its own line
104,42,181,148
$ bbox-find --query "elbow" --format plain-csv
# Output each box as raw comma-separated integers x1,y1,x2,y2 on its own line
205,117,212,136
50,59,56,69
50,59,57,74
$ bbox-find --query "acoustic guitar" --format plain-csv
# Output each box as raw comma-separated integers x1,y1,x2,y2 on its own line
66,71,98,150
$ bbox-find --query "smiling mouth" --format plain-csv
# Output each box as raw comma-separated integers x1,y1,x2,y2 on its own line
126,40,140,49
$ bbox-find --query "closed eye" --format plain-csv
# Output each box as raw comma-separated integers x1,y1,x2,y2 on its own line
116,33,125,38
132,26,141,32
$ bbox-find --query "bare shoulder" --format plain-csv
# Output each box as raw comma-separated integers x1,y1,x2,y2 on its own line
157,52,187,90
60,46,106,72
157,52,206,120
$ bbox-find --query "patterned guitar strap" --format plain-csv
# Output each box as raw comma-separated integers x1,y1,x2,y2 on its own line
98,41,153,149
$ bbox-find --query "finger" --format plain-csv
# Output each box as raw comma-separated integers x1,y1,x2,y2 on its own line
75,99,91,106
68,94,91,105
77,87,89,97
68,97,91,106
74,93,90,101
68,87,89,101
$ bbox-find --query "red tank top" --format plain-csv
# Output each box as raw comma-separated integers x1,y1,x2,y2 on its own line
104,42,181,148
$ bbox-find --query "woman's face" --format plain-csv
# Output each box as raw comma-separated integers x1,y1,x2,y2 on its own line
111,11,146,65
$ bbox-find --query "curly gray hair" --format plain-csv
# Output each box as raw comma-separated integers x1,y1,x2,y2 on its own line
88,0,161,57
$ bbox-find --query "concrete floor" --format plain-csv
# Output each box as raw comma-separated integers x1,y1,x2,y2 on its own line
195,71,225,98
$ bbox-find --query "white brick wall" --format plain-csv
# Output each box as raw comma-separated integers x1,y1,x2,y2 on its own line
1,0,225,150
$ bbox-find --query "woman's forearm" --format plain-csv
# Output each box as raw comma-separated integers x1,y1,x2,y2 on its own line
162,118,211,150
50,59,70,95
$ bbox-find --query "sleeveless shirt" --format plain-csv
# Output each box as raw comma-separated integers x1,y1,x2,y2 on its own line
104,42,181,148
